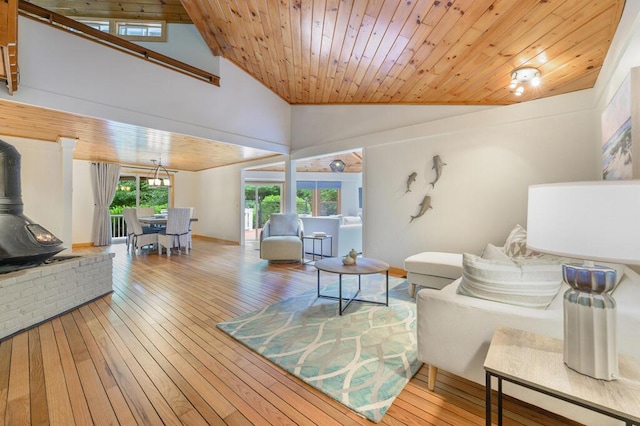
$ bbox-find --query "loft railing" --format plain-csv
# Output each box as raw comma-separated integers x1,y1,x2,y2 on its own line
18,1,220,87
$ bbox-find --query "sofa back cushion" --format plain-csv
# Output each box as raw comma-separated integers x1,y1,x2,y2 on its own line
457,253,564,309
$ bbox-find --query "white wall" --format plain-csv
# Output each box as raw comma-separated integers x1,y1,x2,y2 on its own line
3,17,290,153
172,170,200,235
291,104,491,150
196,164,243,242
364,98,599,266
135,24,220,75
1,136,65,240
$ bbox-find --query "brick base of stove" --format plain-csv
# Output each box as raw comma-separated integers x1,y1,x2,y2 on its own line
0,253,115,340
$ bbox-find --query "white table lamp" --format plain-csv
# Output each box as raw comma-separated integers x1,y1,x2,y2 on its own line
527,181,640,380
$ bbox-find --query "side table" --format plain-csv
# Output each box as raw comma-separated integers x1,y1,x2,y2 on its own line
484,326,640,426
302,234,332,264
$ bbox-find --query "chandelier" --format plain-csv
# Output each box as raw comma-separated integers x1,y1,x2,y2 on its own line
147,159,171,186
509,67,541,96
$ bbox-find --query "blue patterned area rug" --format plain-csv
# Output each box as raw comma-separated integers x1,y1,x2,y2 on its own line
217,277,421,423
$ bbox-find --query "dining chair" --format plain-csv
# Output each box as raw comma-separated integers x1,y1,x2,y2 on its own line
158,208,192,257
123,208,159,254
186,207,196,249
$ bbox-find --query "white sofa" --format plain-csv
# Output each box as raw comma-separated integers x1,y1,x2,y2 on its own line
416,264,640,425
300,216,362,258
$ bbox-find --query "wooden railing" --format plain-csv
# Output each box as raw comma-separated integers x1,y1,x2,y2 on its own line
0,0,18,94
18,1,220,87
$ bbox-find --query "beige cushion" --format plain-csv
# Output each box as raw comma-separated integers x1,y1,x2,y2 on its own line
457,253,563,309
269,214,300,236
503,224,540,258
481,243,512,261
404,252,463,278
261,236,302,261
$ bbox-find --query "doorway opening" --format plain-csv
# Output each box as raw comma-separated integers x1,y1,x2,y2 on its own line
244,183,283,241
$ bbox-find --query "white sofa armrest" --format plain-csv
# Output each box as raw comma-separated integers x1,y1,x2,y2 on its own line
337,224,362,257
417,279,564,385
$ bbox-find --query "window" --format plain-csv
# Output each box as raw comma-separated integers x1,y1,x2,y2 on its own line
296,181,341,216
76,18,167,42
116,22,164,40
81,20,110,33
110,175,170,215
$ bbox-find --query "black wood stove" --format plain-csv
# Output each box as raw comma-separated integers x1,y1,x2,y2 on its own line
0,140,64,273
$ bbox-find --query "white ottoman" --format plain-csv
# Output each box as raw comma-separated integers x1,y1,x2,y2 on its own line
404,252,463,297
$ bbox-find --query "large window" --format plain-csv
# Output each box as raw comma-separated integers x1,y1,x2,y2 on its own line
109,175,169,215
296,181,341,216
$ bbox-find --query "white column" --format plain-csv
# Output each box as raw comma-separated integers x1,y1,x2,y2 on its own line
284,156,297,213
57,137,77,253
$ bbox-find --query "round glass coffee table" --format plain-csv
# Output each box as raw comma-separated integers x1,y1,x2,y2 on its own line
314,257,389,315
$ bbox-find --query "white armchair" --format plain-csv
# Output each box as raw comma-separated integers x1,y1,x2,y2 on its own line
260,213,304,263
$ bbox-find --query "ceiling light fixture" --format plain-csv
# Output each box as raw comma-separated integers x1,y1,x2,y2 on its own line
509,67,541,96
147,159,172,186
329,159,346,173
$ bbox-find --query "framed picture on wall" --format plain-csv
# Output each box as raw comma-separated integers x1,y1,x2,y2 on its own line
601,67,640,180
602,73,632,180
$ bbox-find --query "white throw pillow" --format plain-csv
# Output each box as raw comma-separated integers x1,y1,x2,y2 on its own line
457,253,563,309
269,214,299,236
342,216,362,225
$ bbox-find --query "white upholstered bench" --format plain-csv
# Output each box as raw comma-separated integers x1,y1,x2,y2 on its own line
403,252,463,297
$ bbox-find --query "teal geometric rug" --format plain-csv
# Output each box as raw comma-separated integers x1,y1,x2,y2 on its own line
217,277,421,423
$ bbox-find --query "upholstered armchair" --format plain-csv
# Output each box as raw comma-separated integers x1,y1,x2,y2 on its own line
260,213,304,263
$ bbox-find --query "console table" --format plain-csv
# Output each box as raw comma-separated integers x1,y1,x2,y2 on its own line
484,326,640,426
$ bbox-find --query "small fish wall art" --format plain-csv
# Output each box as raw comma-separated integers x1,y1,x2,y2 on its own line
405,171,417,193
410,195,432,223
429,155,446,188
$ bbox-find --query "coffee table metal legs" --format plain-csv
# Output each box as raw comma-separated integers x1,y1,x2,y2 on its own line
317,270,389,315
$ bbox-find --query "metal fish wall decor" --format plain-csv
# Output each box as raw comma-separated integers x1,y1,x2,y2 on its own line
429,155,446,188
405,172,417,193
410,195,432,223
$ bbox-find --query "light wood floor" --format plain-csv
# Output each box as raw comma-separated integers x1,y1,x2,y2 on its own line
0,239,581,425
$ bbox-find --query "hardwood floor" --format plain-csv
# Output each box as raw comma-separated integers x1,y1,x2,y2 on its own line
0,239,581,425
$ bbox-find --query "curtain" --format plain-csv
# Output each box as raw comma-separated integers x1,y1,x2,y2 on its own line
91,162,121,246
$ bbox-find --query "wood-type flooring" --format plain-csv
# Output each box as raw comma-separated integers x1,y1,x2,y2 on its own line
0,239,580,425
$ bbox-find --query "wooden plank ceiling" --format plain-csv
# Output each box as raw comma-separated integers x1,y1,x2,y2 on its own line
0,99,279,171
4,0,626,171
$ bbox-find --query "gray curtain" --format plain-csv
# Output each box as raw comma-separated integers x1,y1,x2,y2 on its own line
91,162,121,246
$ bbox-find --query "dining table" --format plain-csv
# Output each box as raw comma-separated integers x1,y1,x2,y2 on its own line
138,215,198,225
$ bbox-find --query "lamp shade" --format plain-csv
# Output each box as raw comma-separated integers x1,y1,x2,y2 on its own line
527,181,640,265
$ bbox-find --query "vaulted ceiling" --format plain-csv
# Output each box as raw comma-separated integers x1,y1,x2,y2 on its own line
27,0,625,105
1,0,627,171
